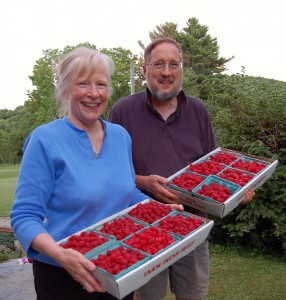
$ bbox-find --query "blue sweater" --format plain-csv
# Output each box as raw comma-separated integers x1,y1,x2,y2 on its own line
10,117,148,266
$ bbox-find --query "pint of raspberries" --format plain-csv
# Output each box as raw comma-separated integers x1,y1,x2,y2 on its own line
195,182,232,203
99,217,144,240
188,161,225,176
91,245,146,276
60,231,108,254
209,151,238,165
157,213,204,236
218,168,254,186
167,172,205,192
128,201,172,224
123,227,177,255
232,158,267,174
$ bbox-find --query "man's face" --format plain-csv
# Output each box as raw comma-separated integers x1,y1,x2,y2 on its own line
143,42,183,102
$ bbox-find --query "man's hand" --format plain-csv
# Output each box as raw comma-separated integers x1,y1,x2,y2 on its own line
136,175,180,204
241,188,256,204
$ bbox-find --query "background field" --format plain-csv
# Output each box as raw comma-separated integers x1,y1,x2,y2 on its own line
1,165,285,299
0,164,19,217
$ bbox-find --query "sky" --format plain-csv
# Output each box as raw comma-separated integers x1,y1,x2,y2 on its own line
1,0,285,110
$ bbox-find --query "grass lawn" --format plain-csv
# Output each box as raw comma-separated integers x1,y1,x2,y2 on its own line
0,164,19,217
205,244,286,300
164,244,286,300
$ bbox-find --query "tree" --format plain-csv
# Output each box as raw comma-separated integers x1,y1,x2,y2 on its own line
138,17,233,99
0,106,29,163
99,47,142,118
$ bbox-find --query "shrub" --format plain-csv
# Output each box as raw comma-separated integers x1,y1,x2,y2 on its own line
206,74,286,258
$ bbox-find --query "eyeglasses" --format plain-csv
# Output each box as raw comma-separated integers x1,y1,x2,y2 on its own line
147,61,183,71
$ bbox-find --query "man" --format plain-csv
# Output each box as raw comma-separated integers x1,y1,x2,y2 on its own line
108,37,254,300
108,37,214,300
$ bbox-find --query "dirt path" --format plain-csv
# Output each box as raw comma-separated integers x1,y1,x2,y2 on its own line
0,217,11,228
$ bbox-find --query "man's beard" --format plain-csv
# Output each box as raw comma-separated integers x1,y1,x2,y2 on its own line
146,74,182,102
152,87,182,102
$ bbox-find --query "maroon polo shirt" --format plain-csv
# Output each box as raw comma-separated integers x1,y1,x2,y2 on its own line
108,88,217,179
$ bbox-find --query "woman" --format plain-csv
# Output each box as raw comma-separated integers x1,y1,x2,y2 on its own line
10,46,178,300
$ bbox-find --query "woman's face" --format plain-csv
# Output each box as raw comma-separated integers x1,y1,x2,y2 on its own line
66,62,109,131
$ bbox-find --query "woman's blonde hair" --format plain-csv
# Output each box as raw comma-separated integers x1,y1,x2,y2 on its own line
56,46,115,116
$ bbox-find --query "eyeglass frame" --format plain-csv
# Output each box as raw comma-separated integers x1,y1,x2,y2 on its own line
146,60,183,71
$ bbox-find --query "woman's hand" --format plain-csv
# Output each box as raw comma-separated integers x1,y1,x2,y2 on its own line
57,248,104,293
31,233,105,293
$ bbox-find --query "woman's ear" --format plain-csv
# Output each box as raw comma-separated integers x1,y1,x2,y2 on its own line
63,89,69,100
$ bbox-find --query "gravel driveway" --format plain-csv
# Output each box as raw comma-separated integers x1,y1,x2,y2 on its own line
0,259,36,300
0,217,36,299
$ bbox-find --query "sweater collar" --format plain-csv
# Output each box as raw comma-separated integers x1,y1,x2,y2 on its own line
64,116,107,136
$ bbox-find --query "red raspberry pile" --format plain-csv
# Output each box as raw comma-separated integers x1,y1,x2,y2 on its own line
210,152,238,165
232,159,266,174
60,231,108,254
124,227,177,255
91,246,146,275
100,217,144,240
218,168,254,186
168,172,205,192
188,161,225,176
128,201,172,224
196,182,232,203
158,214,204,236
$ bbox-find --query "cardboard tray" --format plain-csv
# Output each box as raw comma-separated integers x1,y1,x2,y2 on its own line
58,200,214,299
165,147,278,218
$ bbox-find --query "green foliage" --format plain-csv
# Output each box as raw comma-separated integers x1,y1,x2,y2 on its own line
0,232,16,251
0,232,19,262
0,106,29,163
205,74,286,258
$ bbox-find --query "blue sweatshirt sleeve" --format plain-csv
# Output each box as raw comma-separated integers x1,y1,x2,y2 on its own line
10,128,55,257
